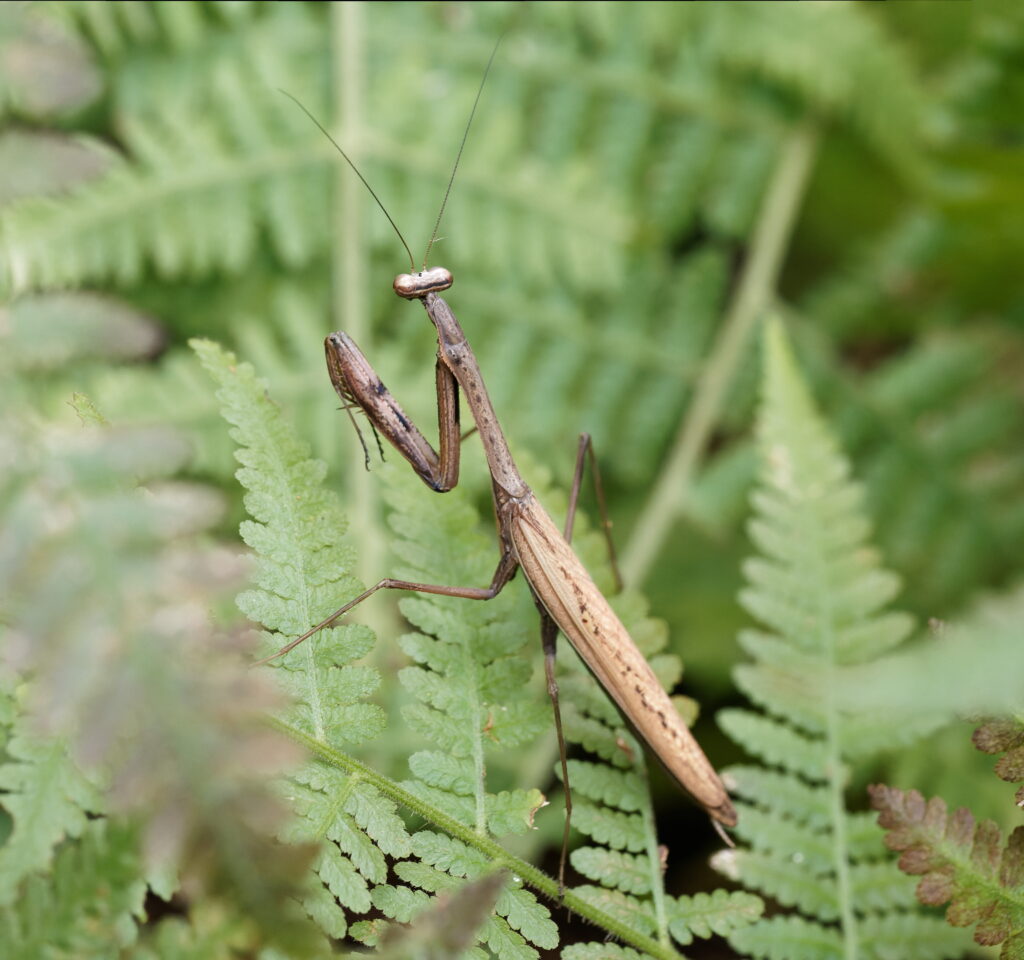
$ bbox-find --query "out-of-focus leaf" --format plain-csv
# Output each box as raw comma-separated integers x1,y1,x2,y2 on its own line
0,5,101,117
4,293,164,370
0,131,114,206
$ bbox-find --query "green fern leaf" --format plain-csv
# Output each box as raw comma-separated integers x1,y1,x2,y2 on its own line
570,847,652,896
709,1,927,178
195,337,421,943
298,882,348,942
666,889,763,945
571,801,647,853
857,912,971,960
372,883,432,924
727,914,843,960
849,862,918,913
715,850,839,919
572,885,656,937
718,319,958,959
486,790,546,837
495,883,559,951
562,760,645,812
193,337,384,741
730,804,834,875
562,946,645,960
0,820,145,960
481,914,536,960
725,765,831,827
410,831,489,879
0,728,101,906
718,708,829,778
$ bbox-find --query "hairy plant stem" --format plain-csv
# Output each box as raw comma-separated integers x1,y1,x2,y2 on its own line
273,717,687,960
622,121,819,585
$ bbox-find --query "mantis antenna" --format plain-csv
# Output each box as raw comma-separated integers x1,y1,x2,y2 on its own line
421,33,504,271
280,32,504,276
278,88,416,272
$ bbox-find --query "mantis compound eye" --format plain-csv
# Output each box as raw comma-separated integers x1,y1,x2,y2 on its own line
393,266,453,299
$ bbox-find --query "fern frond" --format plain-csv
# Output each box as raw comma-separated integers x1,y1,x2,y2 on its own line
1,348,313,950
699,317,1024,621
718,319,964,959
195,337,383,739
0,724,101,905
857,912,973,960
870,784,1024,956
195,337,406,942
0,820,145,960
708,1,927,179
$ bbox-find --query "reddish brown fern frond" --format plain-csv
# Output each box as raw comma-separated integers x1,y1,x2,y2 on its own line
869,784,1024,956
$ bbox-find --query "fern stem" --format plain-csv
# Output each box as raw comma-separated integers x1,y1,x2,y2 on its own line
634,745,671,945
823,660,857,957
621,121,819,585
271,717,687,960
464,640,489,836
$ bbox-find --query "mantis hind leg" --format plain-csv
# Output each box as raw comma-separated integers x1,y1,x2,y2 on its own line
256,549,519,665
538,432,622,897
537,606,572,898
564,433,622,591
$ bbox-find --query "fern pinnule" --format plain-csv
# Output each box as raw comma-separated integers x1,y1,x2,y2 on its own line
716,319,963,959
974,715,1024,805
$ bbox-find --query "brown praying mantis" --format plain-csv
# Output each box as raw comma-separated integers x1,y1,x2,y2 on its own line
262,48,737,875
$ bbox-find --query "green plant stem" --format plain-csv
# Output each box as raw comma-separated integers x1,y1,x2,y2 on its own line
635,744,671,946
334,2,375,590
333,2,396,644
622,121,819,586
465,643,489,837
272,717,687,960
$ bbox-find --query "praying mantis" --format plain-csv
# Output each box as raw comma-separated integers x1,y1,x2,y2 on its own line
263,47,737,874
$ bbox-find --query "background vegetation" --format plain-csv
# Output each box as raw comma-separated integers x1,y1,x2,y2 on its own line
2,1,1023,957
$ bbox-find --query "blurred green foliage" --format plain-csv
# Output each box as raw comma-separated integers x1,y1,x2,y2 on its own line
2,1,1024,956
